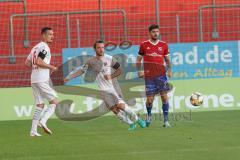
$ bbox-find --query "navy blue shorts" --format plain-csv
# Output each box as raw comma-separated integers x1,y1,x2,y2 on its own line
145,75,171,96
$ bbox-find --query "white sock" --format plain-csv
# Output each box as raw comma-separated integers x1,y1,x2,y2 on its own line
31,106,43,133
124,106,139,122
40,104,56,124
116,110,134,125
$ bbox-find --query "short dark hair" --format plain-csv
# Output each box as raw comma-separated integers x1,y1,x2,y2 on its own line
148,24,159,32
93,40,104,49
41,27,52,34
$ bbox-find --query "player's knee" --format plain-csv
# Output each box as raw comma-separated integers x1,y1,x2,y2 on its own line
111,105,119,114
36,104,44,108
116,103,125,110
49,98,58,105
161,95,168,103
146,97,154,104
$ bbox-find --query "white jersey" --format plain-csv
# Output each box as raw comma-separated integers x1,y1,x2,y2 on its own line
27,42,51,83
82,54,122,94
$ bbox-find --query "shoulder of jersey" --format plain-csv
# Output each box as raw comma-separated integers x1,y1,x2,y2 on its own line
140,40,149,45
158,40,167,44
35,42,48,49
104,54,113,60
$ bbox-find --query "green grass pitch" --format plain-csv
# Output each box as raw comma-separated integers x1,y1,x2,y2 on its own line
0,110,240,160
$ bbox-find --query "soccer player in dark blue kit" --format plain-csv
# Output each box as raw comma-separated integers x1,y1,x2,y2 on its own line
136,24,172,127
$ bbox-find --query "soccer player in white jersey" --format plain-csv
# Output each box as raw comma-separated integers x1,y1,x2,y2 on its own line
64,40,146,131
25,27,58,137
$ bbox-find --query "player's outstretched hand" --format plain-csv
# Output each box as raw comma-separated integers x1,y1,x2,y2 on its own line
138,71,144,78
50,66,58,74
63,78,70,83
167,70,172,78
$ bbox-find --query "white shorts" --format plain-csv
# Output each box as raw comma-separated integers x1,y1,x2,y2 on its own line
31,81,57,105
100,90,125,109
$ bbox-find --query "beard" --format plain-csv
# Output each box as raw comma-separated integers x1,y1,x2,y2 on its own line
96,52,104,56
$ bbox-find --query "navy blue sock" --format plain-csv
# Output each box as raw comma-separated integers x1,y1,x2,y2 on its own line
146,103,153,116
162,102,169,122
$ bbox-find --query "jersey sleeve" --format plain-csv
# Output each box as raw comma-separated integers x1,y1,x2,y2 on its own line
138,43,144,56
164,44,170,56
111,57,120,70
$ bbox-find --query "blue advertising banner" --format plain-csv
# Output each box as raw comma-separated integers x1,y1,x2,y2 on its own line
62,40,240,84
170,41,239,79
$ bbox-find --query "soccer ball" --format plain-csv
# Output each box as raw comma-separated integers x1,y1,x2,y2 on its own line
190,92,204,106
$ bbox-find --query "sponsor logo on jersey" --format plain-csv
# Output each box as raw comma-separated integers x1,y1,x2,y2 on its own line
147,52,162,57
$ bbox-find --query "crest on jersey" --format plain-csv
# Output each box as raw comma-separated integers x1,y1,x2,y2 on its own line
158,47,162,51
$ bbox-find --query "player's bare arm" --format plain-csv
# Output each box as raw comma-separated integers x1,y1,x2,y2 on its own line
64,62,90,82
136,55,144,78
25,59,32,68
64,69,85,82
164,55,172,78
35,57,57,72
